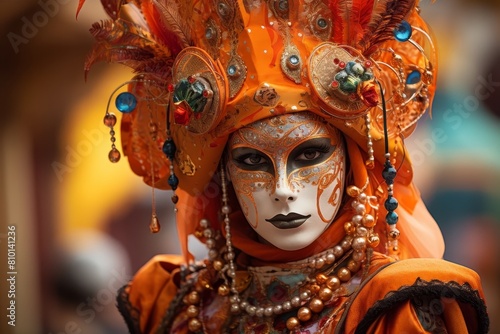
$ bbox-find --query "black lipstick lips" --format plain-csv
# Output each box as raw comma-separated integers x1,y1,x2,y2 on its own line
265,213,311,229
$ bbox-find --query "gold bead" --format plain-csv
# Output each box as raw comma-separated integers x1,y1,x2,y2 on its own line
368,235,380,248
310,284,320,294
362,214,376,227
365,159,375,169
309,298,324,313
213,260,224,271
326,276,340,290
338,267,351,282
347,185,361,197
286,317,300,330
218,284,230,296
187,291,200,305
352,237,367,251
318,287,333,301
196,271,212,290
347,260,361,272
315,273,328,284
344,221,356,235
186,305,199,318
188,318,202,332
389,229,400,240
297,306,312,322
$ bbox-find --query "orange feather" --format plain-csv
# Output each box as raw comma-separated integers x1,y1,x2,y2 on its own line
76,0,86,19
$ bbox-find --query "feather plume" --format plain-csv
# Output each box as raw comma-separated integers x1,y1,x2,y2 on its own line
347,0,375,44
358,0,416,55
328,0,346,43
140,0,183,56
329,0,374,45
100,0,126,20
338,0,351,43
358,0,375,33
85,19,173,80
152,0,192,48
76,0,86,19
120,3,150,31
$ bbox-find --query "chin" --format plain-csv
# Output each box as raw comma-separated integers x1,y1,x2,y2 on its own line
270,233,320,251
274,243,312,251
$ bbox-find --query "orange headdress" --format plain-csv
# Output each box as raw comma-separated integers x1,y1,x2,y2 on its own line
79,0,444,262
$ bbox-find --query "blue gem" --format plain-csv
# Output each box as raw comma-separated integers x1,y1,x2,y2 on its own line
382,161,397,184
227,65,237,76
317,18,327,29
386,211,399,225
218,3,228,17
279,0,288,11
115,92,137,113
205,27,214,40
385,197,399,211
168,174,179,190
406,70,421,85
394,20,412,42
162,139,176,160
289,55,299,66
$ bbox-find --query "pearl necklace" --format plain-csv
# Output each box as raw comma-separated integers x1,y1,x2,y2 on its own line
183,170,379,332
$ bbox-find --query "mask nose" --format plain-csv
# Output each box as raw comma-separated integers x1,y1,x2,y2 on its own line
274,195,294,202
273,166,295,202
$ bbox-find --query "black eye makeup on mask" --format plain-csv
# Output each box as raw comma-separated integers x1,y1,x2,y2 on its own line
287,137,336,171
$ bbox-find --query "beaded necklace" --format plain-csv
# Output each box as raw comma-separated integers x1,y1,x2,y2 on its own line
182,169,379,333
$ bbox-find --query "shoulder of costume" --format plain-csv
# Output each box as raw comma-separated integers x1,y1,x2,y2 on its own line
340,257,489,334
116,254,185,334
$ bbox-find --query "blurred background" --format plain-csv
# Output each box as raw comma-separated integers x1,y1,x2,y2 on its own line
0,0,499,333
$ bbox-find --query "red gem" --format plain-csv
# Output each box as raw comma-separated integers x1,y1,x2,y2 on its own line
274,104,286,114
360,84,379,107
188,75,196,83
365,60,372,68
103,113,117,128
108,148,121,163
331,81,339,89
202,89,213,98
333,58,340,65
167,83,174,92
339,61,346,69
174,105,190,125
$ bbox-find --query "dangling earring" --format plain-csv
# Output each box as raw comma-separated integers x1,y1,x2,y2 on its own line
103,84,139,163
103,112,120,162
218,162,242,315
162,103,180,207
377,81,400,258
364,113,375,169
148,101,161,233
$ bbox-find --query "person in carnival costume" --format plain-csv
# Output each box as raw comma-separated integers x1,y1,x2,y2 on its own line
78,0,489,332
